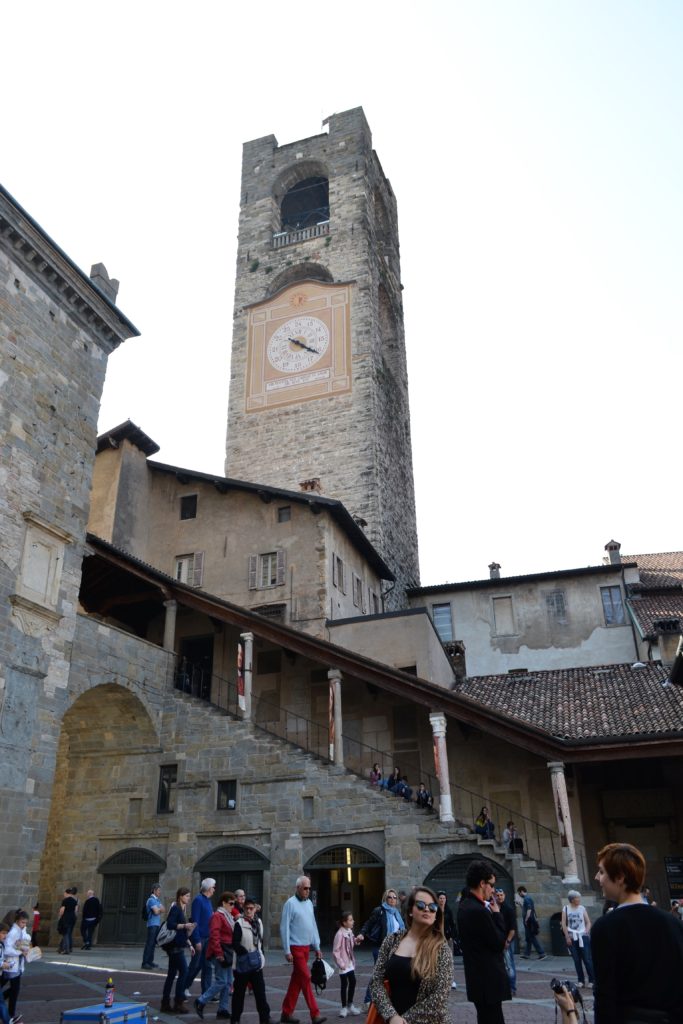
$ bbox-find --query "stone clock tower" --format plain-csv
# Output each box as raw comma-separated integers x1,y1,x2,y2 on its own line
225,107,419,606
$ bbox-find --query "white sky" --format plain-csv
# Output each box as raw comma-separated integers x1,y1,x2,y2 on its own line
3,1,681,586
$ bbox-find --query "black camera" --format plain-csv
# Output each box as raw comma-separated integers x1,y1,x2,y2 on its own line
550,978,583,1004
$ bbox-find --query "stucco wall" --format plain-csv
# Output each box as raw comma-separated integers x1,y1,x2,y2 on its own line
328,610,455,685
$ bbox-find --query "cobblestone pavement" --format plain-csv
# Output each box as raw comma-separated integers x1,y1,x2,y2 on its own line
16,946,591,1024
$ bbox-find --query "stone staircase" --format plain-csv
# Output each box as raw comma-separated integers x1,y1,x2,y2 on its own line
167,687,592,948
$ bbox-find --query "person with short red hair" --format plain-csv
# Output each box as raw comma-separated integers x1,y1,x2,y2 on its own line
591,842,683,1023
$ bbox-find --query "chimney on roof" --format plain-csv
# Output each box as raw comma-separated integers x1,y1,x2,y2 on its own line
488,562,501,580
604,539,622,565
299,477,321,493
90,263,119,302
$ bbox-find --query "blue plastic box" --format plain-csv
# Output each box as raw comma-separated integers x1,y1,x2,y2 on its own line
60,1002,148,1024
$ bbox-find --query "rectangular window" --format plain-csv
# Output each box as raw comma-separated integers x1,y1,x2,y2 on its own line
157,764,177,814
492,596,515,635
180,494,197,520
175,552,204,587
432,603,454,642
369,589,380,615
546,590,567,624
248,550,286,589
217,780,237,811
601,585,625,626
352,573,365,611
332,554,345,593
277,506,291,523
260,551,278,587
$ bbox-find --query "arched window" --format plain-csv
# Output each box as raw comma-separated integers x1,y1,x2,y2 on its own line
281,177,329,231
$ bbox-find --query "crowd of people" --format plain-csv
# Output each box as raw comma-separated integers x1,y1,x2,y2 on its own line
5,840,683,1024
369,767,433,810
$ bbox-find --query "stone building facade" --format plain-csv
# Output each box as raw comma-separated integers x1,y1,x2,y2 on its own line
89,422,393,638
224,107,419,607
0,185,138,908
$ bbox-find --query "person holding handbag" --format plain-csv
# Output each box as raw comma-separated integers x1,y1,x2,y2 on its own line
369,886,452,1024
160,888,196,1014
194,891,236,1020
231,897,274,1024
561,890,594,988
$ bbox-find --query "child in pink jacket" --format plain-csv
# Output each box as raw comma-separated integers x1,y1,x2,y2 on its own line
332,912,361,1017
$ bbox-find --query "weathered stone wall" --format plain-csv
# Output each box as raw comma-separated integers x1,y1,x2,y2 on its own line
0,190,136,911
225,108,419,608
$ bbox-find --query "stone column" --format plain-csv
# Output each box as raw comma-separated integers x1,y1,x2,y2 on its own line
240,632,254,722
162,599,177,651
429,711,454,823
548,761,581,884
327,668,344,767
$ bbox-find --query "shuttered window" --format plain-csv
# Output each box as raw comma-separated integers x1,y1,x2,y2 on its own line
175,552,204,587
248,550,286,589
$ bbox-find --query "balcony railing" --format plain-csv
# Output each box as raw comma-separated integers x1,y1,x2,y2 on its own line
272,221,330,249
174,661,591,882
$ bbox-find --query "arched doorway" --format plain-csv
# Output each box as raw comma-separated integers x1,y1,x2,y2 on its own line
425,854,514,905
98,847,166,943
195,845,269,923
305,846,384,945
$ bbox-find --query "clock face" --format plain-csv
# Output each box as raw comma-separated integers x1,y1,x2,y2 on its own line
267,316,330,373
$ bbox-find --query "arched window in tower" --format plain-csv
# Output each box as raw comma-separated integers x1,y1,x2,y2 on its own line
280,177,329,231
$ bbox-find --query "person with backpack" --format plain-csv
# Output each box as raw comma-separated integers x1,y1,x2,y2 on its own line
516,886,546,960
141,884,165,970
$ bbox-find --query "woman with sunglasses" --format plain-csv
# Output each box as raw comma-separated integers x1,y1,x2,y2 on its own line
369,886,452,1024
359,889,405,1009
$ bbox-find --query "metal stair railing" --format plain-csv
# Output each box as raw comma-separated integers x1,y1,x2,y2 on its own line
173,662,589,879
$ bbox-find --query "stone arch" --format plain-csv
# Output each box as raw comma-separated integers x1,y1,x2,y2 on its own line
266,263,334,297
195,845,271,925
425,853,514,904
304,844,385,943
273,159,329,209
97,847,167,943
38,684,160,943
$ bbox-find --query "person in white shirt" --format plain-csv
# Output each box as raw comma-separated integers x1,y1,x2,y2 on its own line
561,890,594,987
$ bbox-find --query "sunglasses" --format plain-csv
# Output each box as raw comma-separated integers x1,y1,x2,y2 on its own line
414,900,438,913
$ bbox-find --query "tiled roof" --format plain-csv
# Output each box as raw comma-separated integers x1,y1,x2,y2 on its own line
457,662,683,741
625,551,683,589
628,594,683,637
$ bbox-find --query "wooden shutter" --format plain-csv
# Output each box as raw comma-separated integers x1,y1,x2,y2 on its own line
276,548,286,585
191,551,204,587
248,555,257,590
332,552,338,587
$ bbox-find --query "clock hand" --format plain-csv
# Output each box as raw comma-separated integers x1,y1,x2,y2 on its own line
288,336,319,354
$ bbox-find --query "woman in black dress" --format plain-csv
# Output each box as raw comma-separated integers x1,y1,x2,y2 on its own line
370,886,452,1024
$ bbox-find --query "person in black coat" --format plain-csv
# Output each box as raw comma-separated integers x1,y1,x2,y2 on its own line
456,861,511,1024
592,842,683,1023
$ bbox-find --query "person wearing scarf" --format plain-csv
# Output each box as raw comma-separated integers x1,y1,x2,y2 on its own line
359,889,404,1008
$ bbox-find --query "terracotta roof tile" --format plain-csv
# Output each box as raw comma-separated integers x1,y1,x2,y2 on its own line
628,593,683,637
625,551,683,589
457,662,683,741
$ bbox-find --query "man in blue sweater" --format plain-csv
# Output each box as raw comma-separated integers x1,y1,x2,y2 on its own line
280,876,325,1024
186,878,217,996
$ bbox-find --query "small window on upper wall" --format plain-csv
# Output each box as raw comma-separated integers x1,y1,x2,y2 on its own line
432,603,454,642
546,590,567,624
332,554,345,594
157,764,177,814
601,585,626,626
180,495,197,520
175,552,204,587
217,780,237,811
492,596,515,636
352,574,365,611
369,589,380,615
278,506,291,523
